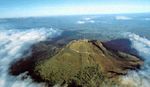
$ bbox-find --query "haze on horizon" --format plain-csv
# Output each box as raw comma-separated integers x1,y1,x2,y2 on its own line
0,0,150,18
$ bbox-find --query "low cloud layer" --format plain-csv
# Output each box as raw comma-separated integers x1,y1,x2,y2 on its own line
77,17,95,24
0,28,61,87
120,32,150,87
144,18,150,21
115,16,132,20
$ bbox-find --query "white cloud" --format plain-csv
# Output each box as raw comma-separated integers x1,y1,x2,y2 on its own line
77,21,85,24
115,16,132,20
120,32,150,87
77,17,95,24
89,20,95,23
145,18,150,21
84,17,91,21
0,28,61,87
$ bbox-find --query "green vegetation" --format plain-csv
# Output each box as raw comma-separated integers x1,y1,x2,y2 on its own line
72,65,104,87
35,58,79,85
34,40,143,86
36,61,111,86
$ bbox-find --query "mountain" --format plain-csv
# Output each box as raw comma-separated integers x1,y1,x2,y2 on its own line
35,39,143,86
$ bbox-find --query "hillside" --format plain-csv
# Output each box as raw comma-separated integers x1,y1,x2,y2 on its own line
35,39,143,86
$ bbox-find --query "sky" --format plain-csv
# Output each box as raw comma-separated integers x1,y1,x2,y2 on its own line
0,0,150,18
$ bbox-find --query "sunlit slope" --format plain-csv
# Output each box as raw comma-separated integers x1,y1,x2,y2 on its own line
35,39,143,86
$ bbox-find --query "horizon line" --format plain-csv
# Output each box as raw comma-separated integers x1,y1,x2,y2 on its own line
0,12,150,19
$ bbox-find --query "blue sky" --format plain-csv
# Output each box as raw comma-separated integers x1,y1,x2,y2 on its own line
0,0,150,18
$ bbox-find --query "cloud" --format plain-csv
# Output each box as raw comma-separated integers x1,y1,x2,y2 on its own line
84,17,91,21
0,28,61,87
120,32,150,87
77,17,95,24
144,18,150,21
77,20,85,24
115,16,132,20
89,20,95,23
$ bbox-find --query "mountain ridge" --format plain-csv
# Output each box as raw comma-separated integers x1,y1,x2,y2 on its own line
35,39,143,86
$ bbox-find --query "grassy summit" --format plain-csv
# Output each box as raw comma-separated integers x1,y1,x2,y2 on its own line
35,39,143,86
